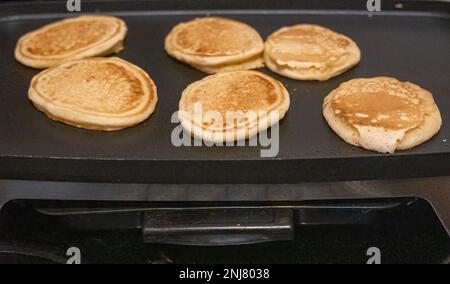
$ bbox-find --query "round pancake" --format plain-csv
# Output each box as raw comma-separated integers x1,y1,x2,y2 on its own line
323,77,442,153
265,24,361,81
29,57,158,131
165,17,265,74
179,71,290,142
16,16,127,69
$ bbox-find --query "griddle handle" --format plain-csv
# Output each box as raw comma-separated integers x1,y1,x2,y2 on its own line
142,208,294,246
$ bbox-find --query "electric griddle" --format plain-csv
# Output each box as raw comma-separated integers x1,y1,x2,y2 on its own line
0,0,449,242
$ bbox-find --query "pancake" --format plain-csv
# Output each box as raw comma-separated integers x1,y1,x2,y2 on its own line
16,16,127,69
165,17,265,74
29,57,158,131
323,77,442,153
178,71,290,142
265,24,361,81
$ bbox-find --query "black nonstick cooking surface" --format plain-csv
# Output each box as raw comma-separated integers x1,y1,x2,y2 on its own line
0,0,448,183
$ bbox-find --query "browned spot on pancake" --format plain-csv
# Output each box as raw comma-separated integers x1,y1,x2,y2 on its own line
336,38,350,48
333,91,424,130
25,20,117,57
266,94,278,105
175,18,259,56
36,60,144,114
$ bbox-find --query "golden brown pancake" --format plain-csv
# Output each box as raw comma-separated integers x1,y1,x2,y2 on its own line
29,57,157,131
16,16,127,68
323,77,442,153
179,71,290,142
265,24,361,81
165,17,265,74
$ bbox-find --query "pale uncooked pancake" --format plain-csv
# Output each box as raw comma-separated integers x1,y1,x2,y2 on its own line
179,71,290,142
165,17,265,74
29,57,158,131
265,24,361,81
323,77,442,153
16,16,127,68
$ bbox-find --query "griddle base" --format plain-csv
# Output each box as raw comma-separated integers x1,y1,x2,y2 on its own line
1,177,449,237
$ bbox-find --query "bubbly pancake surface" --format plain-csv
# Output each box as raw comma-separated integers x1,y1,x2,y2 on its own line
35,61,143,114
269,27,349,62
173,17,261,57
265,24,361,81
323,77,442,153
24,20,117,58
16,16,127,68
332,87,424,131
29,57,157,131
165,17,264,73
183,72,279,115
179,71,290,142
